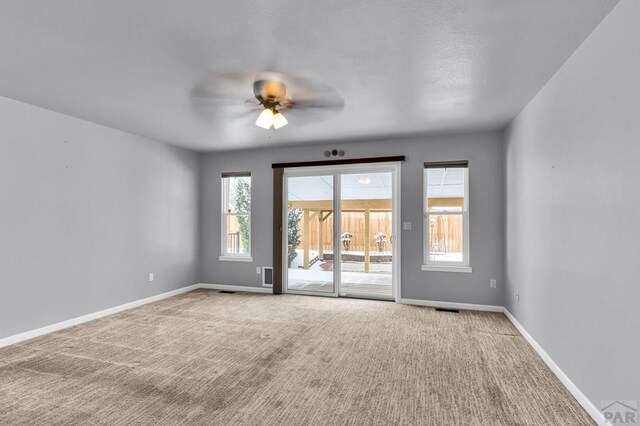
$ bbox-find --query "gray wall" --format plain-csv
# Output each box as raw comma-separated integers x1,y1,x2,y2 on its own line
504,0,638,406
201,132,504,306
0,95,200,339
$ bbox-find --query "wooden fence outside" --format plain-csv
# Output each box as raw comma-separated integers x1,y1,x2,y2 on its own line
298,211,393,253
427,214,463,253
296,211,464,254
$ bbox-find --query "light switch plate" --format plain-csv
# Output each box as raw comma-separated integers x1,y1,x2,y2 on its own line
402,222,412,230
148,272,154,282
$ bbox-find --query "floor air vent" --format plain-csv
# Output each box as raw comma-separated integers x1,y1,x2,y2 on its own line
435,308,460,313
219,290,236,294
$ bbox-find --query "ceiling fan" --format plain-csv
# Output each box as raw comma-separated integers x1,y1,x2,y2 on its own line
191,72,344,131
252,79,291,129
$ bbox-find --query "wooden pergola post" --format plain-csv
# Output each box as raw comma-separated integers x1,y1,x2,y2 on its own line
364,207,370,273
318,210,324,260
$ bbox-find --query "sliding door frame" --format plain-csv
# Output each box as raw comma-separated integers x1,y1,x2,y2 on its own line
337,164,400,302
281,162,401,301
282,170,339,298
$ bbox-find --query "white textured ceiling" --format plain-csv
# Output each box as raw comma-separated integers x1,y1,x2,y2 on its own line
0,0,618,151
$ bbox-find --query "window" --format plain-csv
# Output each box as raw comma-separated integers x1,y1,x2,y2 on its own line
220,172,252,261
422,161,471,272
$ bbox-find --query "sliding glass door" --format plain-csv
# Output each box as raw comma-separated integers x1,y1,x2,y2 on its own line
284,164,398,301
338,171,393,299
284,174,337,296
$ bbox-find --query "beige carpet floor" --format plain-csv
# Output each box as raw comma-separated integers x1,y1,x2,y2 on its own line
0,289,593,425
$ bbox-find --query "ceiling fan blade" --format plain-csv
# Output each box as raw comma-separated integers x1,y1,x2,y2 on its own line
192,96,260,111
191,100,261,125
284,96,344,111
282,75,343,107
280,106,343,126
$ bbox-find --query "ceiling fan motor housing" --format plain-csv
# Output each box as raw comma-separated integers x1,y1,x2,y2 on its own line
254,80,287,108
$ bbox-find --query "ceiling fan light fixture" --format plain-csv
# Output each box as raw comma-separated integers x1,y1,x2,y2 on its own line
255,108,274,129
272,111,288,129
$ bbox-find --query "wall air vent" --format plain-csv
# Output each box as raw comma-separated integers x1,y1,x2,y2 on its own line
262,267,273,287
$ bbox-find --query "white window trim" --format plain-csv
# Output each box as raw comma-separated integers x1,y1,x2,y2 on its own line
220,174,252,262
421,264,472,273
219,255,253,262
422,166,471,273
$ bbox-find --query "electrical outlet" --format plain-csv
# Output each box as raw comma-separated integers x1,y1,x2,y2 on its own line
256,267,261,275
490,279,497,288
148,272,154,282
515,291,520,302
402,222,412,231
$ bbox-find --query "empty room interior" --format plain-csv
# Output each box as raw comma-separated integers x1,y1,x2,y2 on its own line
1,1,638,425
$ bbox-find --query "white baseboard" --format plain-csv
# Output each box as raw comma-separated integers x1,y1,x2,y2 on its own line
0,283,270,349
0,284,200,349
503,308,604,425
398,297,504,312
198,283,272,294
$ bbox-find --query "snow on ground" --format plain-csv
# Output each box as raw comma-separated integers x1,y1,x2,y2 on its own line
288,268,392,286
429,253,463,262
290,249,392,272
288,249,393,289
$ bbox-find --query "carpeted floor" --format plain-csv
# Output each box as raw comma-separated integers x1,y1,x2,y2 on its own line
0,289,593,425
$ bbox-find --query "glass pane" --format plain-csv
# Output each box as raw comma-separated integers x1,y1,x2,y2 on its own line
224,176,251,214
286,175,334,293
225,214,250,254
339,172,393,299
427,213,464,262
426,168,465,212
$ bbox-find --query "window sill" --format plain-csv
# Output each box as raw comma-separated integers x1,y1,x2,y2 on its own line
219,255,253,263
421,265,472,273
